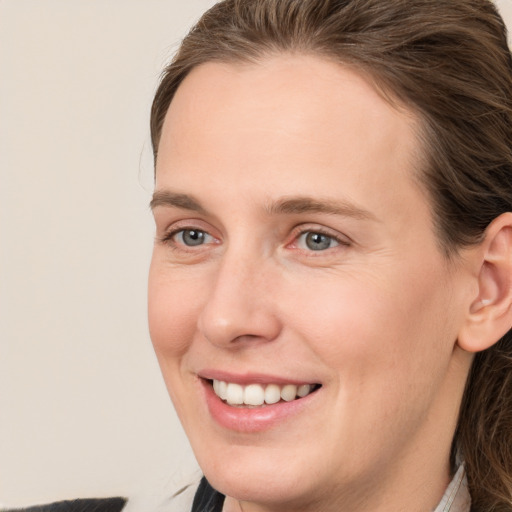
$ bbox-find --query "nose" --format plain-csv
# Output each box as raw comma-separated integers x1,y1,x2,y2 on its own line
197,252,282,348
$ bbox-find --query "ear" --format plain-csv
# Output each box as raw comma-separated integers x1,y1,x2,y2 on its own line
457,212,512,353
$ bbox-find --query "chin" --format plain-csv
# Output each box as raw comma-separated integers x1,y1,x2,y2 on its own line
205,461,313,508
193,438,331,507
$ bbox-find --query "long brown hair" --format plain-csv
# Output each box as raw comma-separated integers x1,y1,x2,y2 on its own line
150,1,512,509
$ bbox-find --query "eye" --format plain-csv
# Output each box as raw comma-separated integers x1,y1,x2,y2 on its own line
173,229,213,247
296,231,340,251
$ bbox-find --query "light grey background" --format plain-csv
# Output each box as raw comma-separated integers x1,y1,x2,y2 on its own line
1,0,511,507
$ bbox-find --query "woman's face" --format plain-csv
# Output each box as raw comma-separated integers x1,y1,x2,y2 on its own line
149,56,473,510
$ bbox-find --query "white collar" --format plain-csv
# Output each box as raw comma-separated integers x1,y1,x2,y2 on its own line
433,464,471,512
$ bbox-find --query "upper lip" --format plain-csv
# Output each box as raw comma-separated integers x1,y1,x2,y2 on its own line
198,369,320,386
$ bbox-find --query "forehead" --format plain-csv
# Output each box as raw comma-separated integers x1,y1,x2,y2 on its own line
158,55,421,169
156,55,427,229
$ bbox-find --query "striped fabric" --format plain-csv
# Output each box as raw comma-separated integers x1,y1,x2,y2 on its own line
1,498,127,512
191,478,224,512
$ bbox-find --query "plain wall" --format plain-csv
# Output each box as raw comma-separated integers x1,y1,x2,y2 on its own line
0,1,216,507
1,0,511,507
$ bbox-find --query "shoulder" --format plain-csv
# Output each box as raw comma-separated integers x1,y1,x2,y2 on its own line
122,480,200,512
121,475,223,512
1,498,127,512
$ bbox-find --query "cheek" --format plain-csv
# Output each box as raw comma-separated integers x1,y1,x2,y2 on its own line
148,262,203,359
286,261,457,382
148,263,207,422
285,265,459,460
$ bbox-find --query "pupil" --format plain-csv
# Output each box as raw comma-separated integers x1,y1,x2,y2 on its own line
183,230,204,246
306,232,330,251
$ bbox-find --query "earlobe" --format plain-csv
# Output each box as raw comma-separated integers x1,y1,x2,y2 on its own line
458,213,512,353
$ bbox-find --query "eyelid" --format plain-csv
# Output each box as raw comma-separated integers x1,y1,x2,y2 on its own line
161,227,214,243
157,219,220,247
295,231,339,251
287,224,352,250
168,228,215,245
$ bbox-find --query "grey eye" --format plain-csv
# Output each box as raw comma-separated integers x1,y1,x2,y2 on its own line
299,232,339,251
178,229,208,246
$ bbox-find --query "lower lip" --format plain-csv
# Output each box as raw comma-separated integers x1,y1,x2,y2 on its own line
202,380,319,433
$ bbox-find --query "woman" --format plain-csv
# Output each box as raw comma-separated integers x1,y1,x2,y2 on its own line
9,0,512,511
147,0,512,511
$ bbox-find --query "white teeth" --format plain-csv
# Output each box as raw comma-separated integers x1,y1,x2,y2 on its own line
218,380,228,400
281,384,297,402
226,383,244,405
297,384,312,398
244,384,265,406
212,379,316,406
264,384,281,404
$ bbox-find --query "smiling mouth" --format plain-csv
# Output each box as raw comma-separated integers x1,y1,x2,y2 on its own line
209,379,321,407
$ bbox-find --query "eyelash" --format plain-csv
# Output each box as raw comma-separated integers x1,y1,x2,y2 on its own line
159,227,215,249
291,227,350,253
158,225,350,254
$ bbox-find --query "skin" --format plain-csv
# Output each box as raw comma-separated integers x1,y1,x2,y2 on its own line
148,55,478,512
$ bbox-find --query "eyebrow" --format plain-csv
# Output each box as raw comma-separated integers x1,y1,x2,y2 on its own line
150,190,376,221
267,196,377,221
150,191,208,215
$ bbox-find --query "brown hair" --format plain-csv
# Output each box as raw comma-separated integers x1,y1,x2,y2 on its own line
150,1,512,509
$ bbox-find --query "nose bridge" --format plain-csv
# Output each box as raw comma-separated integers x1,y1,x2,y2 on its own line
198,244,280,346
